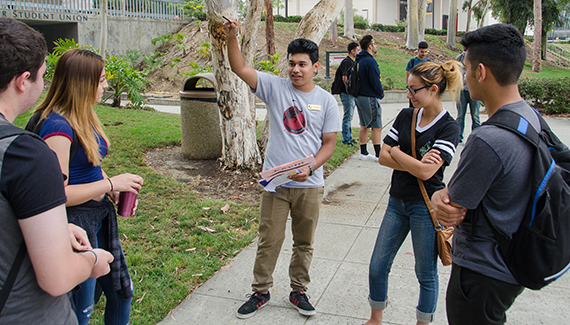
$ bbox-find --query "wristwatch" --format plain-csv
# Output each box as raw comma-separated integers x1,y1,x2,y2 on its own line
308,165,314,176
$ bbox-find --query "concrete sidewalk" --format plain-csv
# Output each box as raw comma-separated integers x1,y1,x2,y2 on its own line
154,100,570,324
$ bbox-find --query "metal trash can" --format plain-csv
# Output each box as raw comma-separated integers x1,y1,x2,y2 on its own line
179,73,222,159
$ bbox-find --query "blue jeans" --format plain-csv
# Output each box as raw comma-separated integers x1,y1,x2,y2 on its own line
368,196,438,323
72,223,132,325
340,92,356,144
456,89,480,142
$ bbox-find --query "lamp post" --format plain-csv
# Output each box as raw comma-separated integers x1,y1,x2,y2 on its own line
362,8,369,23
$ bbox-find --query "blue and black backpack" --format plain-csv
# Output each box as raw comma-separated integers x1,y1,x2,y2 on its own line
478,108,570,290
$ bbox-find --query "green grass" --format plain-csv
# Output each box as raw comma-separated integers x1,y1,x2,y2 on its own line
521,61,570,79
14,103,357,324
375,46,410,90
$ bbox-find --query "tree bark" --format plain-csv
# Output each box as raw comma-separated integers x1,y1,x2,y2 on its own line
204,0,262,170
407,0,419,49
418,0,427,41
533,0,542,72
465,0,473,32
447,0,457,47
99,0,108,57
264,0,276,58
329,18,338,42
344,0,356,40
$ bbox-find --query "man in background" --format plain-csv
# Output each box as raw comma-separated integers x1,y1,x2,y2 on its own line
406,41,431,108
455,50,481,143
355,35,384,161
331,41,360,146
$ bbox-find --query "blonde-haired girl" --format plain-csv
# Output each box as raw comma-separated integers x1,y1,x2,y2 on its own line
364,60,462,325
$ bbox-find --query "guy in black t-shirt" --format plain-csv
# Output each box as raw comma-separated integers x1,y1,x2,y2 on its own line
331,41,360,145
0,18,113,324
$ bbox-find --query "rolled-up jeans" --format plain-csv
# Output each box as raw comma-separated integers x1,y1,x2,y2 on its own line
368,196,438,323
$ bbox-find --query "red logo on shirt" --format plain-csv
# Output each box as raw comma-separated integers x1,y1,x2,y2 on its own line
283,100,305,134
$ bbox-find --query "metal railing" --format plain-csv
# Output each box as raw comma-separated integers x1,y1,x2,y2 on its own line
1,0,185,20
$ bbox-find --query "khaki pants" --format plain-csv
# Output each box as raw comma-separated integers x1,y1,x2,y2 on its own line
252,186,324,293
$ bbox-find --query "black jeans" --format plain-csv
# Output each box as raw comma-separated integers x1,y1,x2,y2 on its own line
446,263,524,325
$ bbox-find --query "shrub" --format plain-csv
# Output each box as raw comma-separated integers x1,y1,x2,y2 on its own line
518,77,570,114
45,38,96,81
354,14,369,30
371,23,383,31
104,55,148,108
273,14,302,23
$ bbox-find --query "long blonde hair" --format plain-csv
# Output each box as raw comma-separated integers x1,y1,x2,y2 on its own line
410,60,463,102
35,48,109,165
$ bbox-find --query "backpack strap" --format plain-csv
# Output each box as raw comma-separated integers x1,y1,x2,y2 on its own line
0,120,33,315
482,109,540,148
0,242,26,314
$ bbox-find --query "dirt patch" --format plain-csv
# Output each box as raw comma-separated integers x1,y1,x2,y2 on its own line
144,146,261,204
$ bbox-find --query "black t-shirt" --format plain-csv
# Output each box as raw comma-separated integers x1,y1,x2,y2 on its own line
384,108,460,201
331,56,354,95
0,134,67,219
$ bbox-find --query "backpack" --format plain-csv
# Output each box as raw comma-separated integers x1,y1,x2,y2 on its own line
25,112,79,162
0,122,40,315
345,57,360,97
478,108,570,290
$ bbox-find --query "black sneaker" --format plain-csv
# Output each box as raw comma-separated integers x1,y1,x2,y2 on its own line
289,291,316,316
236,292,270,319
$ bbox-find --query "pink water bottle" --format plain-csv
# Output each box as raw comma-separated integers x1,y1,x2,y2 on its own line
118,191,138,217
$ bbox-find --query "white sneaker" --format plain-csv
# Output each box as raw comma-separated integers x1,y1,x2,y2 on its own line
359,153,378,161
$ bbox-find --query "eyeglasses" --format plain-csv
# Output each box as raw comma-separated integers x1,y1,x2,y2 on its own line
406,85,429,96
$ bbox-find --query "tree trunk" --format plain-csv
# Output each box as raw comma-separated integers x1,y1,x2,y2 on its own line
344,0,356,40
533,0,542,72
243,0,264,126
264,0,276,58
447,0,457,47
541,31,547,60
204,0,262,170
466,0,473,32
407,0,419,49
418,0,427,41
329,18,338,42
99,0,108,57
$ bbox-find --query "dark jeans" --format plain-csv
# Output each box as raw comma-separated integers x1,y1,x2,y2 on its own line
446,263,523,325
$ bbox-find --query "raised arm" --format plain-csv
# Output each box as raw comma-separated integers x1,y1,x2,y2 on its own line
223,18,257,90
19,204,113,296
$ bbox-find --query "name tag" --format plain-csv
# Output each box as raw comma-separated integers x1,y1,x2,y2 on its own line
308,104,321,111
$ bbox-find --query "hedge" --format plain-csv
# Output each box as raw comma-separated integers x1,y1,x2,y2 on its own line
519,77,570,114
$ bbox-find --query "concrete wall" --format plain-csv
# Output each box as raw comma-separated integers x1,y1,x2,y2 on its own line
7,9,185,55
79,15,185,55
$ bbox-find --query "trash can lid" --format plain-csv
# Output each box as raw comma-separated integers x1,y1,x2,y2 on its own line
180,73,216,99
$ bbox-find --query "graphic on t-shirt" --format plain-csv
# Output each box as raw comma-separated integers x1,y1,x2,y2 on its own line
283,99,306,135
419,141,433,159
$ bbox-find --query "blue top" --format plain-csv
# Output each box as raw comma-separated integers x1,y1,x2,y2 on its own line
39,112,107,185
355,50,384,99
406,56,431,71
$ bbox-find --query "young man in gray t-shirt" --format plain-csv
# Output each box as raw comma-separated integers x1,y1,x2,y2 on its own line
224,18,341,319
431,24,531,324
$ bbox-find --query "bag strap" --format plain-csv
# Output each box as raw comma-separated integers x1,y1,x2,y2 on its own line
0,242,27,314
482,109,540,147
411,108,442,230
